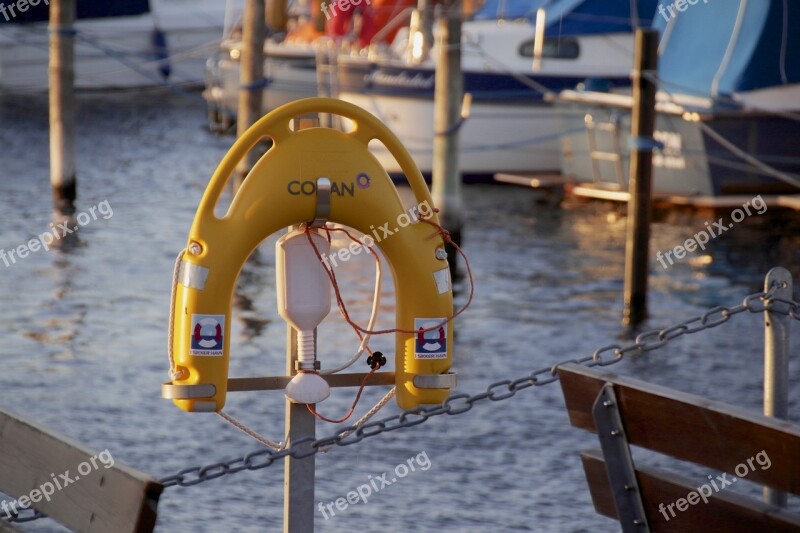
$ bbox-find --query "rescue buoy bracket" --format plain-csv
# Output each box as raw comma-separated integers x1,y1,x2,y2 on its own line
225,371,397,392
168,371,459,393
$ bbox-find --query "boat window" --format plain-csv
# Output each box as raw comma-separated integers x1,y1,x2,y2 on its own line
518,37,580,60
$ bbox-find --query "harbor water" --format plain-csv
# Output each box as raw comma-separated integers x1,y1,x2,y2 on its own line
0,91,798,532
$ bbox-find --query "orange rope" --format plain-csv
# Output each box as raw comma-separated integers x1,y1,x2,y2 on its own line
303,208,474,337
306,366,379,423
310,225,380,355
302,209,474,423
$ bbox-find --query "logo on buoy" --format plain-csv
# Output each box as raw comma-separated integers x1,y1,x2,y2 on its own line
414,318,447,359
190,314,225,356
356,173,371,189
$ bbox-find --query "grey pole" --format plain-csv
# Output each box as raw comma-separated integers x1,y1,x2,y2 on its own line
284,324,316,532
763,266,791,508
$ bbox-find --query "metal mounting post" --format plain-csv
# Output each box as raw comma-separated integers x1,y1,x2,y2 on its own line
763,267,792,508
283,214,317,533
284,324,315,533
592,383,650,532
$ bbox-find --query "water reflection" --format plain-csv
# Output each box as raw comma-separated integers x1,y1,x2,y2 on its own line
233,250,274,341
21,208,86,361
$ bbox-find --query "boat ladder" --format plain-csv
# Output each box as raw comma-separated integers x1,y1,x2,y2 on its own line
584,113,626,188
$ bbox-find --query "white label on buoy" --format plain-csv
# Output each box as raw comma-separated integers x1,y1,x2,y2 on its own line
414,318,447,360
179,262,209,290
190,314,225,356
433,267,451,294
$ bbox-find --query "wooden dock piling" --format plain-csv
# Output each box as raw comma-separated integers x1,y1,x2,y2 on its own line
622,29,658,327
431,1,464,276
234,0,266,192
267,0,288,33
49,0,77,210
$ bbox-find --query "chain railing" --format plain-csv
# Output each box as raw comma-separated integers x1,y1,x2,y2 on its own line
7,284,800,523
158,286,796,489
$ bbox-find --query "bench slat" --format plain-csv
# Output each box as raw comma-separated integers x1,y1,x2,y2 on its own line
582,450,800,532
0,409,161,532
558,363,800,496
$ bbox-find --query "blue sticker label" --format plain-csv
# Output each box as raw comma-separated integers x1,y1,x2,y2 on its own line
414,318,447,360
190,314,225,356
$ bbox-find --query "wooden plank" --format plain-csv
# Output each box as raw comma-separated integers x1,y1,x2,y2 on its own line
581,450,800,532
0,409,161,532
776,195,800,211
571,186,631,203
558,363,800,496
493,173,570,189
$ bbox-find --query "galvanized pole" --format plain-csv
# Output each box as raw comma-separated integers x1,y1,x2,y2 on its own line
431,1,463,277
622,29,658,327
49,0,77,210
234,0,266,192
283,324,316,532
763,267,791,508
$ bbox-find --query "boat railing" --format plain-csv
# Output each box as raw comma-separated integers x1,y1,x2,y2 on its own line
584,113,626,188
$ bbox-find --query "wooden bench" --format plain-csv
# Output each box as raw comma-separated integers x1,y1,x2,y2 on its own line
0,408,162,532
558,363,800,532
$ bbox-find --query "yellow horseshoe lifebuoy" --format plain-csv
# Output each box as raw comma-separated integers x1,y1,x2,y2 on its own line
167,97,454,412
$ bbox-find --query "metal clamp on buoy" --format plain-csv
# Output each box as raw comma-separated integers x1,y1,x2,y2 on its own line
309,177,331,227
161,383,216,400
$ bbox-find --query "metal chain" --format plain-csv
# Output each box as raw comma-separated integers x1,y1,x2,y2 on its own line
157,287,793,489
5,287,795,523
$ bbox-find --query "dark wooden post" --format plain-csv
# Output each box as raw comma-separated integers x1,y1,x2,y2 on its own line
622,29,658,327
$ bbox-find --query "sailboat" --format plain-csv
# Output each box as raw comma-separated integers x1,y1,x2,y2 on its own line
334,0,659,176
557,0,800,199
0,0,226,91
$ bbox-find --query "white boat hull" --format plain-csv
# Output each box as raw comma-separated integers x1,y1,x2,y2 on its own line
0,0,225,92
340,93,562,174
